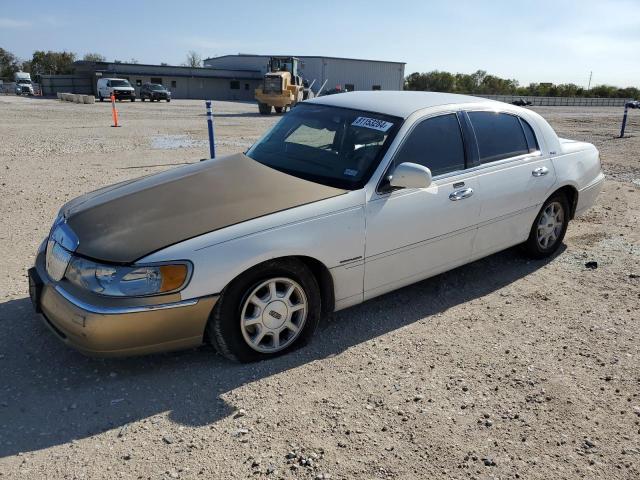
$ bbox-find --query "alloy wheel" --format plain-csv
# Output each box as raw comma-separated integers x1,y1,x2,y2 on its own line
240,277,308,353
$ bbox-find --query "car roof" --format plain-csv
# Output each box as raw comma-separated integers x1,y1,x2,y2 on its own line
308,91,500,119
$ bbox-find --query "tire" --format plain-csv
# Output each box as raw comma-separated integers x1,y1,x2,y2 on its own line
274,106,283,114
99,94,104,102
258,102,272,115
207,259,321,363
141,96,145,102
131,97,135,102
522,193,570,259
166,98,170,102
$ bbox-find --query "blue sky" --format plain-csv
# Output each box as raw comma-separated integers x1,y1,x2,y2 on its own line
1,0,639,88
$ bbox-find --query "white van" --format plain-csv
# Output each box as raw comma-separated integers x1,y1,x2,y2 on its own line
97,78,136,102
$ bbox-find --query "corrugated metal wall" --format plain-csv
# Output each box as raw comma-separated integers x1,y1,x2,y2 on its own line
299,58,405,92
204,55,406,93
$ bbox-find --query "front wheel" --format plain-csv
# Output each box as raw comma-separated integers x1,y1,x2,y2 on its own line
99,94,104,102
207,259,321,362
522,193,570,259
258,102,272,115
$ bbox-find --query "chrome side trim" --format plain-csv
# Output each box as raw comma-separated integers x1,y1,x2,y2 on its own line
54,286,199,315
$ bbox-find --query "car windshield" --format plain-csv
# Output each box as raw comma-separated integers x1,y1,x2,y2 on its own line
247,104,402,189
111,80,131,87
150,84,165,91
17,79,31,84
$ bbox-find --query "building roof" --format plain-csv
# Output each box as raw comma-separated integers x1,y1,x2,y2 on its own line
308,91,499,118
204,54,406,65
73,60,262,80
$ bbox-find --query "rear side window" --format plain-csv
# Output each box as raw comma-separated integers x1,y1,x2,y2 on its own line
520,118,539,152
394,113,465,176
468,112,529,163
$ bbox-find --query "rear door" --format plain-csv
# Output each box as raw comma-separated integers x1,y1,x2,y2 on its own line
364,112,481,299
465,111,556,257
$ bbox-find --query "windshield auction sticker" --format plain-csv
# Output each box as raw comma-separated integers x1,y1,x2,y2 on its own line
351,117,393,132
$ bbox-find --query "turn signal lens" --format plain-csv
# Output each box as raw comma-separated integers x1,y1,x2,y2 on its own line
159,264,189,293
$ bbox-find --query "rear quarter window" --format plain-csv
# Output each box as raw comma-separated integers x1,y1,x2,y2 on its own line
468,111,529,163
520,118,539,152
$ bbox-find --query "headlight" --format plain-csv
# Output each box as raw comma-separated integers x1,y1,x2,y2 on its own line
65,257,191,297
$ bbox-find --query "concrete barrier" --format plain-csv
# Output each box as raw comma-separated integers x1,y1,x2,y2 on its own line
58,92,96,104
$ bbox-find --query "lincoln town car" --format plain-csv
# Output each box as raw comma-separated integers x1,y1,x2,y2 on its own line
28,92,605,362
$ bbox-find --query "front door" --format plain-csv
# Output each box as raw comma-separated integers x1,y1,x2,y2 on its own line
364,112,481,299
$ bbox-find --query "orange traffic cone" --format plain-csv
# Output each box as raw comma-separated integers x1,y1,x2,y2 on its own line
110,93,119,127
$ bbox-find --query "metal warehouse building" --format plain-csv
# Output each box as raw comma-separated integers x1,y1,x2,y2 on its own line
51,55,405,100
204,55,406,93
72,61,263,101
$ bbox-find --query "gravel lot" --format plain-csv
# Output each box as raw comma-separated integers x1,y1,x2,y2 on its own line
0,96,639,479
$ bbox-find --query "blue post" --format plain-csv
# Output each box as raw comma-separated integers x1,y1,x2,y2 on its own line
206,100,215,159
620,104,629,138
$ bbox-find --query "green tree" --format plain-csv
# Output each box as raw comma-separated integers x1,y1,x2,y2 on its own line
82,52,106,62
0,47,21,78
29,50,76,75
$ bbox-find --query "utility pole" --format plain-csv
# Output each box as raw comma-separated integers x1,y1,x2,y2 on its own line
587,71,593,91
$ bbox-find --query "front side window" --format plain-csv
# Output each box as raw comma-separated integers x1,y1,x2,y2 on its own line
247,104,401,190
230,80,240,90
468,112,529,163
393,113,466,177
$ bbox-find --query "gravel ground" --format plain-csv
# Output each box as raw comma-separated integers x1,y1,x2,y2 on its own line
0,96,639,480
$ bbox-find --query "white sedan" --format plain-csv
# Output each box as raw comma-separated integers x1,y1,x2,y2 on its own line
29,91,604,362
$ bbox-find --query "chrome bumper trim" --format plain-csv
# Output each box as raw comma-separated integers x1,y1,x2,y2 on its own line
54,286,199,315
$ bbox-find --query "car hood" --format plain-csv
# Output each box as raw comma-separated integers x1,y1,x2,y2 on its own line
61,153,346,263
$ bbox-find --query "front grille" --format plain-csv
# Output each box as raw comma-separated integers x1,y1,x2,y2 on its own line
264,77,282,94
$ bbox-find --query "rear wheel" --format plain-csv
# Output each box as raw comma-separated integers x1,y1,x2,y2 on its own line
258,102,272,115
207,259,321,363
522,193,570,258
274,106,283,114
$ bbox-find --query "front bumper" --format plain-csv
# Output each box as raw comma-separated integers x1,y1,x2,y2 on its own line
255,89,294,107
30,251,217,357
113,90,135,99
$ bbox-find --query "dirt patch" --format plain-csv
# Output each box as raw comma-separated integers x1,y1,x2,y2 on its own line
0,98,638,479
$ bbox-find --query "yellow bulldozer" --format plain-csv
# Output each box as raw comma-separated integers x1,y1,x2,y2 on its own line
255,56,314,115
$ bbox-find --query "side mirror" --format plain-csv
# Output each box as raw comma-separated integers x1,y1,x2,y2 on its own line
389,162,432,189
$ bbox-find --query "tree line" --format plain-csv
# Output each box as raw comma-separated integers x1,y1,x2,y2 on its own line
406,70,639,99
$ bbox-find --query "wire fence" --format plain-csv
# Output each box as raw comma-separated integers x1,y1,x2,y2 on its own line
476,94,632,107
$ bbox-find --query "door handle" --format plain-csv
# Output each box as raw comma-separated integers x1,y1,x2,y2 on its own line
532,166,549,177
449,187,474,201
